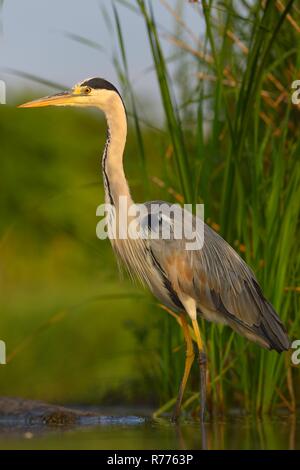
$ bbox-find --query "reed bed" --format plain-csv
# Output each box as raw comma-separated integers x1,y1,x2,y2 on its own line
113,0,300,415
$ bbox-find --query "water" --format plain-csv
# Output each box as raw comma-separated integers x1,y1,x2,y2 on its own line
0,407,299,450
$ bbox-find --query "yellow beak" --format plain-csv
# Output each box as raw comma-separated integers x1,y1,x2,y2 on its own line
18,91,74,108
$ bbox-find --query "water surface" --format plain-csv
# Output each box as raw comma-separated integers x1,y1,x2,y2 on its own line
0,406,298,450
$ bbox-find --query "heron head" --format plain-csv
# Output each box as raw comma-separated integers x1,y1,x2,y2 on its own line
19,77,122,111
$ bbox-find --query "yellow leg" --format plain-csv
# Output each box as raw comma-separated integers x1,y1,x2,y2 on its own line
172,313,195,421
192,318,204,351
192,318,207,423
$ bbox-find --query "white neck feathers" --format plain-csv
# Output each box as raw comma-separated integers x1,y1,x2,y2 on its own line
101,93,132,206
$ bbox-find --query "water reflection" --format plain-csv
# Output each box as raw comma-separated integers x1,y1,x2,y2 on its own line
0,412,298,450
171,414,298,450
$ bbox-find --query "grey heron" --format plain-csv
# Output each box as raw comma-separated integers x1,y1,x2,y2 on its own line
19,77,290,422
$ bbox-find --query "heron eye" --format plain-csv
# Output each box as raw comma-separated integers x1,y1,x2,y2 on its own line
84,86,92,94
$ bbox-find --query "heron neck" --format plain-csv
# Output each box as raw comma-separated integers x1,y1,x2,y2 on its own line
102,95,132,207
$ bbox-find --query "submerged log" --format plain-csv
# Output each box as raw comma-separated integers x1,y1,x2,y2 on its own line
0,397,94,426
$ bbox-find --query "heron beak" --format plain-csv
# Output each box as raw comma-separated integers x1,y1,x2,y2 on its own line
18,90,75,108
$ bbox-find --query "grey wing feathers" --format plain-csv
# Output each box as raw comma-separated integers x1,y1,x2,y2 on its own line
144,202,290,352
195,224,290,352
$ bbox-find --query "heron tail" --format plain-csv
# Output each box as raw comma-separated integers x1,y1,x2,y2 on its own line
255,299,290,353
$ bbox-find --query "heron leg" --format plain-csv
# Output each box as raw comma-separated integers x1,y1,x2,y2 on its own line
172,313,195,422
191,318,207,422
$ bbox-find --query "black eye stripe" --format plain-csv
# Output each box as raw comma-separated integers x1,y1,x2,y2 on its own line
77,78,126,112
79,78,121,96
